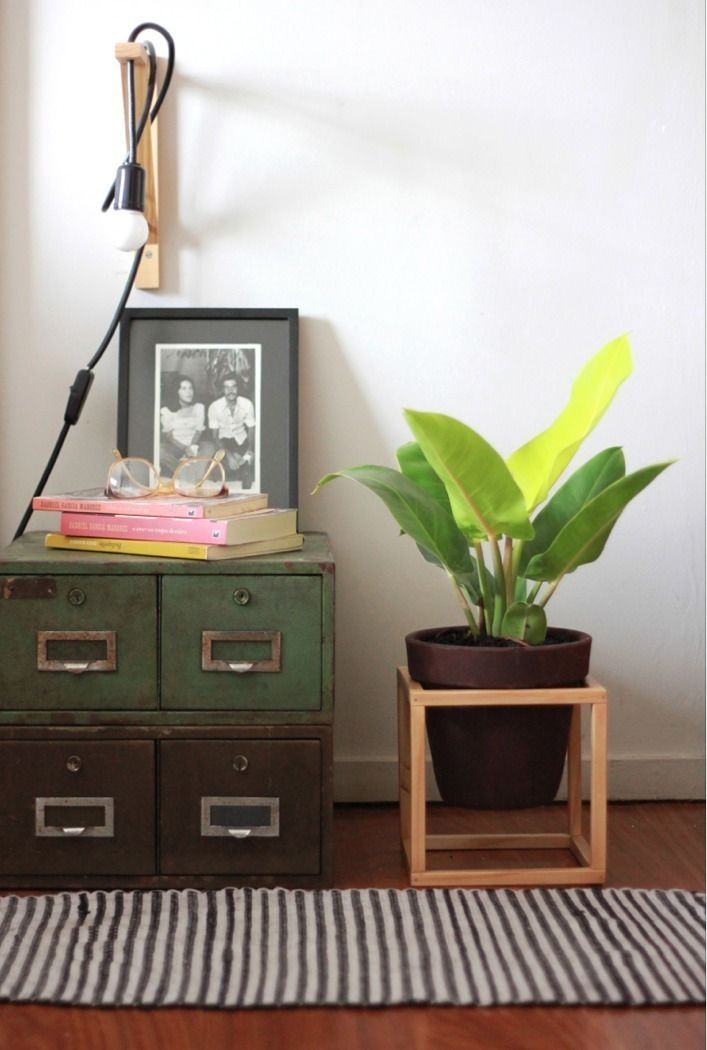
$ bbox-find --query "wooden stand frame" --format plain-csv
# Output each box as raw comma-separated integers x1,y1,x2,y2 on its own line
397,667,608,888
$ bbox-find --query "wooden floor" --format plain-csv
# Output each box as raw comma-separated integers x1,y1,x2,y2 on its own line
0,801,704,1049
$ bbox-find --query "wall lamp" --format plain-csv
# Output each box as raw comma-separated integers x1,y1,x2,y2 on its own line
14,22,175,540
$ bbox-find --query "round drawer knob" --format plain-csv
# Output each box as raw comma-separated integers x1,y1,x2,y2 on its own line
67,588,86,606
66,755,83,773
233,588,251,606
232,755,249,772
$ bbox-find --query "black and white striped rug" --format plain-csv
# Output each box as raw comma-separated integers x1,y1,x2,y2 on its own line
0,888,703,1008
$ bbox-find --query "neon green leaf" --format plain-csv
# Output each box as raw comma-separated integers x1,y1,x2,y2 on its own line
507,334,633,511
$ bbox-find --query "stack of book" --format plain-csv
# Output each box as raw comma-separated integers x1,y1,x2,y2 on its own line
32,490,303,561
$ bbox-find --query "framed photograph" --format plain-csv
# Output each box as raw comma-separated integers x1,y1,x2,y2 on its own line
117,308,298,507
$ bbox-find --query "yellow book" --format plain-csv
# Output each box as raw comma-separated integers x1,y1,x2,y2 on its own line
44,532,304,561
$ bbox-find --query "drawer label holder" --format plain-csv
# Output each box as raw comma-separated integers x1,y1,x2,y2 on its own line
35,796,115,838
36,630,117,674
200,796,280,838
201,631,282,674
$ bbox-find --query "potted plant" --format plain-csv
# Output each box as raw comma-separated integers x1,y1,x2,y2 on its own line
315,335,672,809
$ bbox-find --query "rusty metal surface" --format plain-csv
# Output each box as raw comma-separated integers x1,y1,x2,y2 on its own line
2,577,57,600
0,740,155,875
159,738,321,876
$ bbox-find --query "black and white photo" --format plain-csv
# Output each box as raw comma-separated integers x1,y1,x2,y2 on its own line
155,344,261,491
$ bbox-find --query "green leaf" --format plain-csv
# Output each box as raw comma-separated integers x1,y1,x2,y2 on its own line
397,442,452,510
518,447,626,574
403,410,534,541
507,334,633,511
314,465,474,578
501,602,547,644
524,462,673,582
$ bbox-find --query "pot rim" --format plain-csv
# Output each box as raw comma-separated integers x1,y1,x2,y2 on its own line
405,625,592,651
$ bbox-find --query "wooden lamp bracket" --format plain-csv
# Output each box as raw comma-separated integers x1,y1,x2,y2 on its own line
115,42,159,289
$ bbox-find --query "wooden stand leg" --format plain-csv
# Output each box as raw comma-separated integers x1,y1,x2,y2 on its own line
409,702,427,877
397,672,412,866
567,703,583,837
590,701,608,876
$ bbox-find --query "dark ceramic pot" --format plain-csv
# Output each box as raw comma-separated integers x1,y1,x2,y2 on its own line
405,626,592,809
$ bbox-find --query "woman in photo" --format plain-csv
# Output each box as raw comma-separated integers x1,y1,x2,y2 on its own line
159,375,206,474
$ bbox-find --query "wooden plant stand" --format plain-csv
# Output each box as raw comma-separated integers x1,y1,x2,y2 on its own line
397,667,608,888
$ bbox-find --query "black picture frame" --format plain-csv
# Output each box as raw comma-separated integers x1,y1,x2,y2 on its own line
117,308,298,507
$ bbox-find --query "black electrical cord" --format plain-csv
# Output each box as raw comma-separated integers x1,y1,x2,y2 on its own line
13,23,174,541
126,60,138,164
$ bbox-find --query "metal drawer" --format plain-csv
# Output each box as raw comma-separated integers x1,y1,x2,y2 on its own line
0,575,158,710
0,741,156,875
159,739,321,875
160,576,322,712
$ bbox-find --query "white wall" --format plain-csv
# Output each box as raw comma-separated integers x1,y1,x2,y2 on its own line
0,0,703,798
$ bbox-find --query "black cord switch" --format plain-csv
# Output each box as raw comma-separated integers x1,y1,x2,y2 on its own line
64,369,95,425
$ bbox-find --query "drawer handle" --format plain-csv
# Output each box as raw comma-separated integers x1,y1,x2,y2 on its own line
62,662,91,675
200,796,280,838
36,631,117,674
201,631,282,673
35,796,115,838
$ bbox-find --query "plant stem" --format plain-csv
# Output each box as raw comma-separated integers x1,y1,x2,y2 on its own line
473,542,493,635
511,539,524,578
489,536,507,628
447,573,480,636
527,580,542,604
538,577,562,608
503,536,514,606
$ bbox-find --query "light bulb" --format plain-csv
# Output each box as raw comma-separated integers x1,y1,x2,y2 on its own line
105,207,149,251
106,160,148,251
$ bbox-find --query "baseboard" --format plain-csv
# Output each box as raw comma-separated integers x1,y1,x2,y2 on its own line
334,756,706,803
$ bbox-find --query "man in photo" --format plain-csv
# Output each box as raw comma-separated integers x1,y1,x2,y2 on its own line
207,372,256,488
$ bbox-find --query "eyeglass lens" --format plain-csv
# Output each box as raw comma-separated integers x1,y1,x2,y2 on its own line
173,457,226,496
106,458,159,498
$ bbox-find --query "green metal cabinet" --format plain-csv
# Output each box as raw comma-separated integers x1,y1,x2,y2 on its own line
0,532,334,888
160,575,322,712
0,575,158,710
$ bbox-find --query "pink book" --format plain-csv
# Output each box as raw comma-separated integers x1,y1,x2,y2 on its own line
33,488,267,520
58,508,297,546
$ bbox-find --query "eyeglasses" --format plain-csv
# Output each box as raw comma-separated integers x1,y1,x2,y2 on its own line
106,449,228,499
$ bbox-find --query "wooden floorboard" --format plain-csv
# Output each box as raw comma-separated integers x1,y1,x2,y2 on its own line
0,801,704,1049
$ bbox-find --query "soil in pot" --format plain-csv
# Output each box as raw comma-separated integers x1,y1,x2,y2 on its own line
405,626,591,810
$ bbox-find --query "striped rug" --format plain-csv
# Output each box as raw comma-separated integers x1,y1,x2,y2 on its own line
0,888,703,1008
